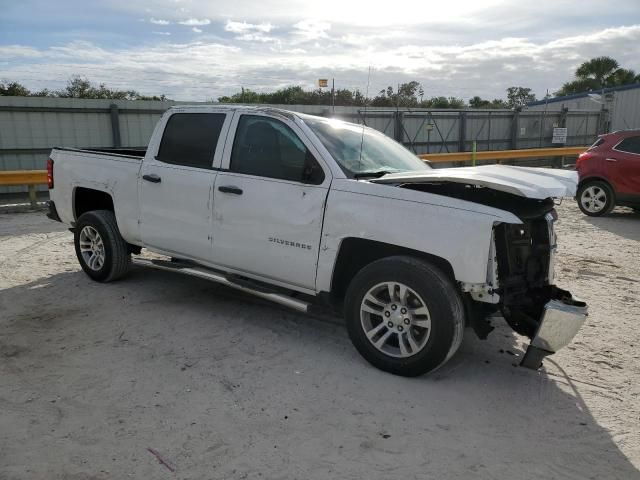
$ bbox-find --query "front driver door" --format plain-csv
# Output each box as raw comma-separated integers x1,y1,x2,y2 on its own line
211,113,330,290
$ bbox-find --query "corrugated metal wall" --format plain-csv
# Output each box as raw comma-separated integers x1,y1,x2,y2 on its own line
525,85,640,132
1,96,606,194
609,88,640,130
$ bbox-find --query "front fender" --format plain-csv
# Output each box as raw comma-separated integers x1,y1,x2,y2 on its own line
316,181,521,292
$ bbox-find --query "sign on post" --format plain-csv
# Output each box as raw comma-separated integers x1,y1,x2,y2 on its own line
552,127,568,144
318,79,328,88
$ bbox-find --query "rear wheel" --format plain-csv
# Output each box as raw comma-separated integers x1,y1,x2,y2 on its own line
74,210,131,282
344,256,464,377
577,180,615,216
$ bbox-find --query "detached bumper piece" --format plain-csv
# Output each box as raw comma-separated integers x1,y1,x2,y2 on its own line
521,288,588,370
46,201,62,222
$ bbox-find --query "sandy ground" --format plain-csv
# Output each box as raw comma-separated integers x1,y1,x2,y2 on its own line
0,201,639,480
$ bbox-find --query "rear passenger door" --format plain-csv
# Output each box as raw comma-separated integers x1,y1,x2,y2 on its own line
139,111,231,262
610,135,640,198
211,113,330,290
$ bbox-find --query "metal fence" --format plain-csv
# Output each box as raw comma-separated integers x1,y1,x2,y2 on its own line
347,108,604,155
0,96,605,194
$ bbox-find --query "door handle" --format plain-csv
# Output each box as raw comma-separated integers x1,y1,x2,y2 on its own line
143,174,162,183
218,185,243,195
605,158,618,162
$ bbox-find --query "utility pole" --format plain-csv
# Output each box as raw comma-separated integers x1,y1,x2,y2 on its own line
331,78,335,113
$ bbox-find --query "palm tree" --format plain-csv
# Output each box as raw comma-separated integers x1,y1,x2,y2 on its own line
555,57,640,96
575,56,620,88
606,68,637,87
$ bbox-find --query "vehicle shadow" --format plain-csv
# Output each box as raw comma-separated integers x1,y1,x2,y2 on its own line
583,206,640,241
1,267,637,479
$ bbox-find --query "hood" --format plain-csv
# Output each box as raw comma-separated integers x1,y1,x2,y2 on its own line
370,165,578,200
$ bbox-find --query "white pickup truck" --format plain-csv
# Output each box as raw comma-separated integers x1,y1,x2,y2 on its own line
47,105,587,376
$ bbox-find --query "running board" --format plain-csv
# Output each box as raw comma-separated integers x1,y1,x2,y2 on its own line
132,258,310,313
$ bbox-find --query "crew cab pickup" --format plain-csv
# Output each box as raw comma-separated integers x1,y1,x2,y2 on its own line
47,105,587,376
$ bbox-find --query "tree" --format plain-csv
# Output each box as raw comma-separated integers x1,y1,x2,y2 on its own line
0,81,31,96
421,96,465,108
56,76,137,100
576,56,619,87
50,76,169,100
506,86,536,108
555,78,598,96
555,56,640,96
606,68,637,87
370,81,423,107
468,96,508,109
1,78,169,100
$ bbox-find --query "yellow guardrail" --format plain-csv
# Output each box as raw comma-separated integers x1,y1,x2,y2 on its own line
0,170,48,207
419,146,588,163
0,170,47,185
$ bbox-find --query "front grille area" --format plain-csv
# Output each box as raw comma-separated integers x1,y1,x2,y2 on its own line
494,214,553,306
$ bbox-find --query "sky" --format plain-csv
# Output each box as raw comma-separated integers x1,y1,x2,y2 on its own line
1,0,639,101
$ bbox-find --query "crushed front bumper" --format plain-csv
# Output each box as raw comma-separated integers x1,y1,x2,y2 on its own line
520,288,588,370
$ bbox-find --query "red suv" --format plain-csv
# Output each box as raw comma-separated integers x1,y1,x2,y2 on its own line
576,130,640,216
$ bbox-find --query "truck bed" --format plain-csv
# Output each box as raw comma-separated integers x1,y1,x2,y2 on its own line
49,147,144,243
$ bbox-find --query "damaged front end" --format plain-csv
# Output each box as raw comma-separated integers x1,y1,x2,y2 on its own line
402,181,588,369
492,210,587,369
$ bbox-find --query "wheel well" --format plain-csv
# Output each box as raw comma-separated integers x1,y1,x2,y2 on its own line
579,176,614,190
329,238,455,303
73,187,114,220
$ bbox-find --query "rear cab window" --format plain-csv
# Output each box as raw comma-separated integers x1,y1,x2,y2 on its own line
157,113,226,168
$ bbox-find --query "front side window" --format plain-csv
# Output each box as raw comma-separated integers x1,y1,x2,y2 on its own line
157,113,226,168
230,115,324,184
615,136,640,155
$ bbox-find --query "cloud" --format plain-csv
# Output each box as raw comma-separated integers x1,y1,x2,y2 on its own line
0,45,43,58
292,20,331,41
149,18,170,25
179,18,211,26
2,24,639,101
224,20,275,42
225,20,274,34
153,31,171,36
192,27,202,33
236,33,274,42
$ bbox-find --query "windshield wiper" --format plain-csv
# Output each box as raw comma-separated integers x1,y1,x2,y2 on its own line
353,170,395,179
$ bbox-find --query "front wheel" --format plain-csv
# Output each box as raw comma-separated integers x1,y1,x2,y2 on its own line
344,256,464,377
577,180,615,216
74,210,131,282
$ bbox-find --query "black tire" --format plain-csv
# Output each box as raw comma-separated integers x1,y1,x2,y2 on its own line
74,210,131,282
344,256,464,377
577,180,615,217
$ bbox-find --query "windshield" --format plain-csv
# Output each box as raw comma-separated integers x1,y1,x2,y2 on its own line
301,116,431,177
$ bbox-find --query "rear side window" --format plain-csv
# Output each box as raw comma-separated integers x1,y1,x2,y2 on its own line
588,138,605,150
615,136,640,155
229,115,324,184
157,113,226,168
